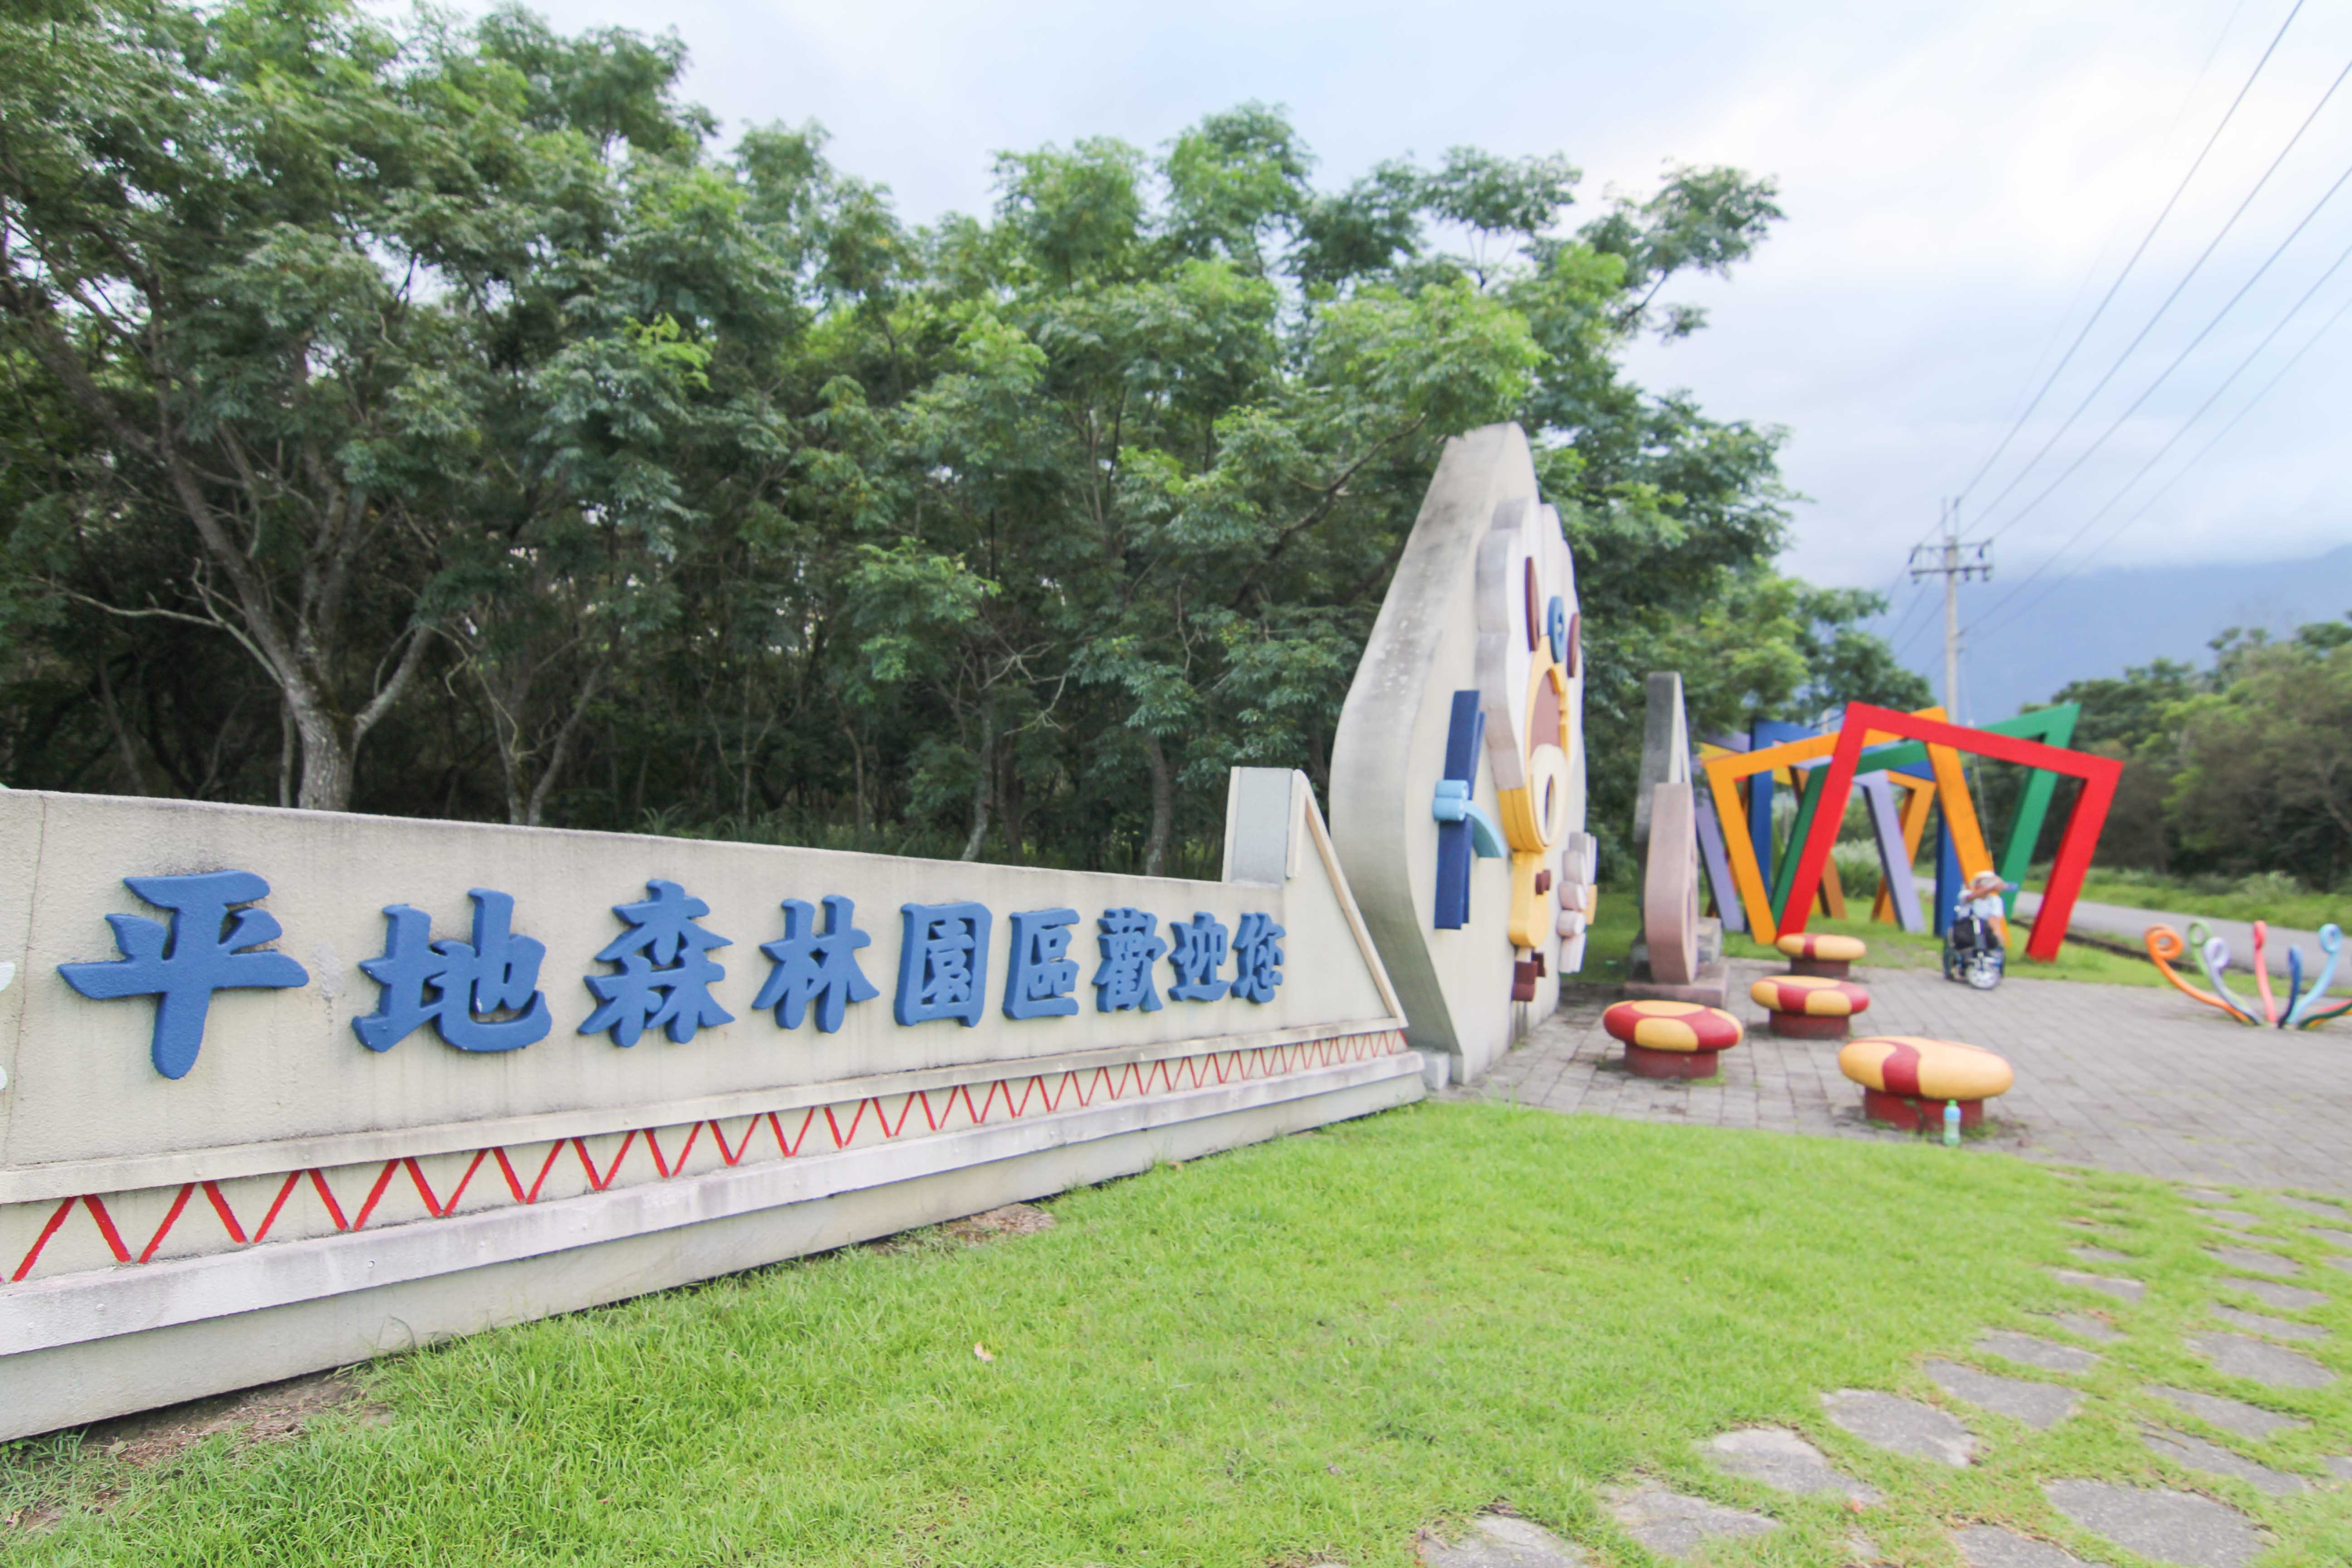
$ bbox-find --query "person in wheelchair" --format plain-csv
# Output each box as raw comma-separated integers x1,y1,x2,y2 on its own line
1947,869,2012,964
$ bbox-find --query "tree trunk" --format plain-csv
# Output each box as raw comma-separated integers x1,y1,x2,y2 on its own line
293,704,357,813
1141,730,1173,877
842,718,871,844
95,654,149,796
525,662,606,828
959,711,995,862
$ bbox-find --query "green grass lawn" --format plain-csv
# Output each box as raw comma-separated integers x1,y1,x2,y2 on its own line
2070,869,2345,935
7,1104,2351,1565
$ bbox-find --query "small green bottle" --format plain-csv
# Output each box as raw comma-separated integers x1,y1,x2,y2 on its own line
1942,1100,1962,1147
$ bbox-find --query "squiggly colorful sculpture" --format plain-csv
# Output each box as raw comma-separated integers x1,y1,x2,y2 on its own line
2147,923,2244,1020
2291,925,2348,1027
2149,919,2349,1029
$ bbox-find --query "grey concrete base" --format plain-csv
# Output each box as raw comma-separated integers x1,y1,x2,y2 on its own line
1620,958,1730,1009
2303,1226,2352,1250
2275,1196,2348,1218
2189,1208,2262,1230
0,1061,1421,1441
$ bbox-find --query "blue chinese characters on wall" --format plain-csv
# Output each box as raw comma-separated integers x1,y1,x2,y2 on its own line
58,871,312,1079
1168,913,1230,1002
1003,907,1080,1020
61,864,1289,1079
580,879,735,1046
1231,913,1285,1003
353,889,552,1054
1094,908,1167,1013
754,895,880,1034
897,902,991,1027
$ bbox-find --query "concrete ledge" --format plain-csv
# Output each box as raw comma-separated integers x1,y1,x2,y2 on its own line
0,1055,1423,1440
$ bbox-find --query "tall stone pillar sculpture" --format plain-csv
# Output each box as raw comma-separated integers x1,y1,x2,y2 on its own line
1623,671,1727,1006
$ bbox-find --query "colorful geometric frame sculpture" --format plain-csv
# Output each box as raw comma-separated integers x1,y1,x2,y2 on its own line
1780,706,2082,924
1699,708,1985,946
1779,704,2122,964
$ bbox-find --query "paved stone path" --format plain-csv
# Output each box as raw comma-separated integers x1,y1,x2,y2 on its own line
1473,960,2352,1194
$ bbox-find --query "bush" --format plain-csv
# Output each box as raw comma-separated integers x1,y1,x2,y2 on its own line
2233,869,2308,908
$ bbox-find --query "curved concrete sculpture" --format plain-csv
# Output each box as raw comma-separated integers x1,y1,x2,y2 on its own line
1331,424,1589,1086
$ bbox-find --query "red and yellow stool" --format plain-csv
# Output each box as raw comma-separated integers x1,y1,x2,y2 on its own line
1839,1036,2013,1129
1750,975,1871,1039
1601,1000,1745,1080
1774,931,1867,979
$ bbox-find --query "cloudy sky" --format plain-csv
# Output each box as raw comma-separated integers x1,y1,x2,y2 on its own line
463,0,2352,653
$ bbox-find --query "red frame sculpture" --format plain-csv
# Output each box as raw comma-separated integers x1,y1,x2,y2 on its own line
1779,703,2123,964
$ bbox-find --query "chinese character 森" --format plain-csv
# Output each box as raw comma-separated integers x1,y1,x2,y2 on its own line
580,879,735,1046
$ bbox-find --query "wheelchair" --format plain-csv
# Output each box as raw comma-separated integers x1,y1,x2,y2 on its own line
1942,914,2006,990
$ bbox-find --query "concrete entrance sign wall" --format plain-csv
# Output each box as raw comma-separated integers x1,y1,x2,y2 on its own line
1329,424,1591,1086
0,769,1413,1439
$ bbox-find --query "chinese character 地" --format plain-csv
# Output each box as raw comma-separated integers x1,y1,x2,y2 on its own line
753,895,880,1034
579,879,735,1047
1093,907,1166,1013
1167,911,1230,1002
1003,907,1079,1019
352,889,552,1054
1230,912,1285,1003
895,902,991,1026
57,870,311,1080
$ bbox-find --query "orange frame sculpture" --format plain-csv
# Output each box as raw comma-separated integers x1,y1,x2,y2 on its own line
1699,707,1993,946
1779,704,2123,964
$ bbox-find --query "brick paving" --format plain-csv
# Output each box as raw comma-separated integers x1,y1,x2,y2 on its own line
1470,959,2352,1196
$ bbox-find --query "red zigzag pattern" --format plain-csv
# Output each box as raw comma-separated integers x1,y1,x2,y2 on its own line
9,1031,1406,1283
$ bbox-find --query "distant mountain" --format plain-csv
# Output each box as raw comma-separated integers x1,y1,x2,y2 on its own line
1869,544,2352,722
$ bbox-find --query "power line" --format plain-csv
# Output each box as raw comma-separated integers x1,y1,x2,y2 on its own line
1970,283,2352,642
1948,0,2308,512
1880,575,1936,652
1973,139,2352,549
1967,245,2352,639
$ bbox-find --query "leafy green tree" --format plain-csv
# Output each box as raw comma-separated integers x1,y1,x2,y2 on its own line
0,2,1916,889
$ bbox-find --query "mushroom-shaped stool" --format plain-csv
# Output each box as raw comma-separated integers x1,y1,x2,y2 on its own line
1750,975,1871,1039
1839,1036,2013,1129
1601,1000,1744,1080
1775,931,1867,979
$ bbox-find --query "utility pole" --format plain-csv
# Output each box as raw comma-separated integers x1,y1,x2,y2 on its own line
1909,501,1992,721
